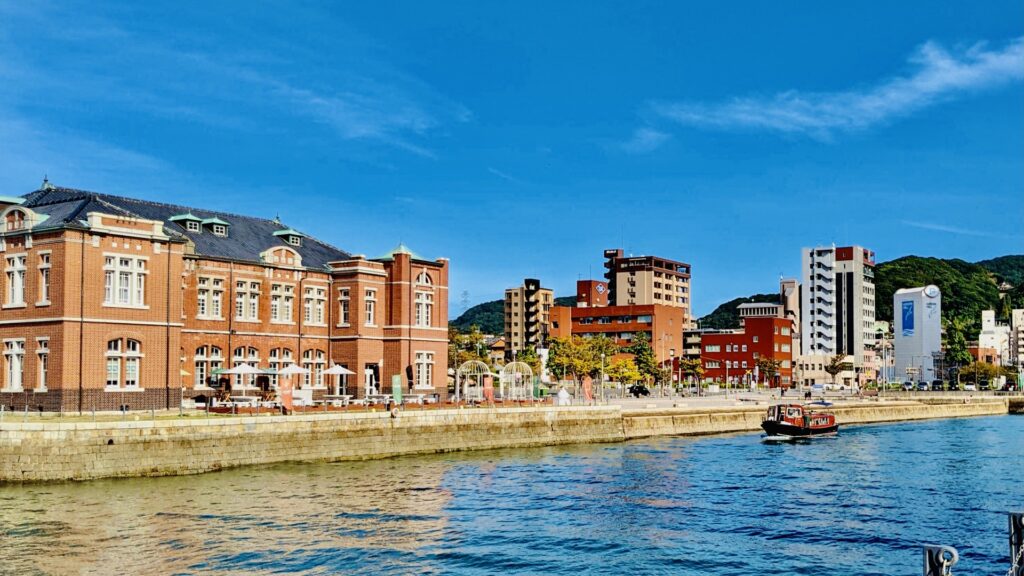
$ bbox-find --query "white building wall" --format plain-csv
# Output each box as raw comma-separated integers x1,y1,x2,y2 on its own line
893,286,942,382
979,310,1011,365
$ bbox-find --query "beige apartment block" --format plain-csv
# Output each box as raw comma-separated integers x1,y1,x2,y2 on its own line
503,278,553,360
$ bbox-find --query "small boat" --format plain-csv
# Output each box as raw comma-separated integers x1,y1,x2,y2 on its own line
761,403,838,439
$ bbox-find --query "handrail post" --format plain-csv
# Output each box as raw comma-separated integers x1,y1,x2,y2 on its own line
923,545,958,576
1010,512,1024,576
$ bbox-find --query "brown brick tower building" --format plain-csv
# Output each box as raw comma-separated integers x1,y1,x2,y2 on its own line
0,182,448,411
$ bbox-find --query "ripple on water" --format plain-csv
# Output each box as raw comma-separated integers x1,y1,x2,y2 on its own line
0,416,1022,575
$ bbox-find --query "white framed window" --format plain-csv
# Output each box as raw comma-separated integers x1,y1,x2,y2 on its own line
212,224,227,237
415,272,432,286
364,289,377,326
414,351,434,388
287,235,302,247
194,346,223,388
105,338,142,389
36,338,48,391
338,288,350,326
235,280,261,321
37,253,51,305
302,349,326,388
415,291,433,327
197,277,224,319
268,348,293,388
304,287,326,325
3,339,25,391
5,254,26,306
270,284,294,323
103,255,147,307
186,220,200,232
232,346,259,388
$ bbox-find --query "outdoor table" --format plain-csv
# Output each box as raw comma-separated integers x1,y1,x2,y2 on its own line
404,394,426,405
230,396,260,406
325,394,352,407
366,394,392,404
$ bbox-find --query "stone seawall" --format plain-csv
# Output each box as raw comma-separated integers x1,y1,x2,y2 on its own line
621,399,1009,439
0,406,625,482
0,399,1014,482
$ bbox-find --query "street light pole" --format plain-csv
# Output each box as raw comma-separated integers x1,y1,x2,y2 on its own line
600,352,606,404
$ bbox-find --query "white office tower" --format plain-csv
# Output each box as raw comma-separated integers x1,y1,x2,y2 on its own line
800,246,876,368
979,310,1012,365
893,285,942,382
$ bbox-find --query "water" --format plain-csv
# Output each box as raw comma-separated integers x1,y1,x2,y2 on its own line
1,415,1021,575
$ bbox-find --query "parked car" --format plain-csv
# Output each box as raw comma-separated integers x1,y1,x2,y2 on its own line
628,384,650,398
901,381,915,391
916,382,930,392
979,380,991,391
946,382,960,391
964,384,977,391
1001,383,1018,392
930,380,944,391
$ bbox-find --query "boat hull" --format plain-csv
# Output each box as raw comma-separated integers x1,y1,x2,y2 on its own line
761,420,838,437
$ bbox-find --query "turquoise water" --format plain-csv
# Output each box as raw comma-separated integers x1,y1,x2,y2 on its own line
1,415,1021,575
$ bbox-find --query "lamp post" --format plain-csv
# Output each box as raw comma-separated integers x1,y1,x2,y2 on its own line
600,352,606,403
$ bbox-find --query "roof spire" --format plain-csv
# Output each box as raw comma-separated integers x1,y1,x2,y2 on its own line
274,213,281,224
41,175,55,191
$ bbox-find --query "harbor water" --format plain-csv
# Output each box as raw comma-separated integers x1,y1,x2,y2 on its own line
1,415,1021,575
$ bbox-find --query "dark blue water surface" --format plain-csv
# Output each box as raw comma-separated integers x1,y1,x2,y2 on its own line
1,415,1022,575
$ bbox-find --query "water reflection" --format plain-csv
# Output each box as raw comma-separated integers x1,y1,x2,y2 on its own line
1,417,1022,575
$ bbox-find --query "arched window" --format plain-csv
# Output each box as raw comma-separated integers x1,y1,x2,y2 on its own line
268,348,293,388
415,271,432,286
302,349,326,388
232,346,259,388
106,338,142,389
194,346,223,388
5,210,26,231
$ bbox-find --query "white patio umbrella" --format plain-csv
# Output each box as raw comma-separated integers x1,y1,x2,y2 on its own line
277,364,310,376
321,365,356,376
220,364,264,375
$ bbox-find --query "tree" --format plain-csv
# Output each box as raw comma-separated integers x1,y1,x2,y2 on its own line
587,335,620,378
824,355,848,387
606,358,642,384
515,345,542,375
943,317,973,369
678,358,704,382
546,336,596,384
755,357,783,387
628,332,659,382
960,362,1000,385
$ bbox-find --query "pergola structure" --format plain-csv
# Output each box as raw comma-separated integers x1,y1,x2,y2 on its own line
500,362,534,401
455,360,492,402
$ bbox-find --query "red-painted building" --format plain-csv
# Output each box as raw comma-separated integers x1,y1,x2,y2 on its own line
700,316,794,387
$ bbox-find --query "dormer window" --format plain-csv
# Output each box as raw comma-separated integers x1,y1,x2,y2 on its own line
5,210,25,231
201,217,230,237
169,212,203,232
272,228,305,248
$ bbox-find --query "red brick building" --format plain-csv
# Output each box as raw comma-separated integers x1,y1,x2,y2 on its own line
699,316,794,387
0,183,448,411
550,280,684,363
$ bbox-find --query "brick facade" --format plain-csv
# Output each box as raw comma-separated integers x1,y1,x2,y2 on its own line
0,185,448,411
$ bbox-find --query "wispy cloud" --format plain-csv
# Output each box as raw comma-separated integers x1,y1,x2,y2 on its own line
620,127,670,154
900,220,1015,239
653,37,1024,138
487,167,525,185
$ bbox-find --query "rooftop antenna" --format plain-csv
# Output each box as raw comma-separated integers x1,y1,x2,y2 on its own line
273,213,281,225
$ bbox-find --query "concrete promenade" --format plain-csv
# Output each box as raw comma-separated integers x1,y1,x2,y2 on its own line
0,396,1016,482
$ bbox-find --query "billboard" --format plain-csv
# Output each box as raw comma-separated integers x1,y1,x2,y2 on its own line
901,300,914,337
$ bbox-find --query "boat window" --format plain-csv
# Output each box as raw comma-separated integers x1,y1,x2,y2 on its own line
787,408,802,418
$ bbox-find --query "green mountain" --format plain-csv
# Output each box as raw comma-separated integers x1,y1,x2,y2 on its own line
873,256,1001,324
451,296,575,334
697,293,781,329
976,255,1024,286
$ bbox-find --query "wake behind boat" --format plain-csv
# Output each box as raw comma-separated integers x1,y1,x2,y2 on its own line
761,403,838,439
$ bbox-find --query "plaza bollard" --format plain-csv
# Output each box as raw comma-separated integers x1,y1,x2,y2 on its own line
1011,512,1024,576
923,545,958,576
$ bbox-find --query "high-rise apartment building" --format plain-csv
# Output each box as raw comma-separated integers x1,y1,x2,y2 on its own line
602,248,691,324
503,278,553,359
800,246,876,369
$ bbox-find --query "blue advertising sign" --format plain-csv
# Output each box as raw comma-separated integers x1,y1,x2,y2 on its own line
901,300,914,336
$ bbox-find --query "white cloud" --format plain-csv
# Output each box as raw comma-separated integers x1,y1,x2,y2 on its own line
621,127,670,153
900,220,1015,239
487,167,524,184
654,37,1024,138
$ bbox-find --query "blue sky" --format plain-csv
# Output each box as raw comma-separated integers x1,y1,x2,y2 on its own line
1,1,1022,318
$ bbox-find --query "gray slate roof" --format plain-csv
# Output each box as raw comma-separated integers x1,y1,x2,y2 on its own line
19,185,351,269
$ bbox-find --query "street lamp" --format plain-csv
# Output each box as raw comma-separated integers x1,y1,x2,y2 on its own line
600,352,606,404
